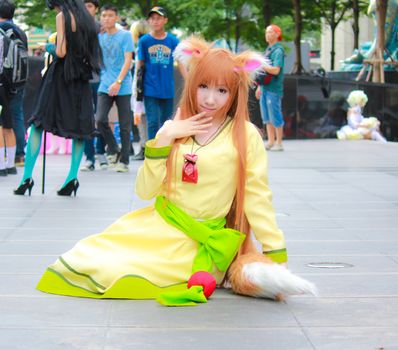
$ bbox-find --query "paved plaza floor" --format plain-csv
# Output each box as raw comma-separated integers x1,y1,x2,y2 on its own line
0,139,397,350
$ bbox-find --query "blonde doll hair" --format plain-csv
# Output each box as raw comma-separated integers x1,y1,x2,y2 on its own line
347,90,368,108
130,20,150,43
166,36,265,233
48,32,57,44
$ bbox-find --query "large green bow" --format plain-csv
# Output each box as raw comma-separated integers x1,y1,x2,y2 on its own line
155,196,245,273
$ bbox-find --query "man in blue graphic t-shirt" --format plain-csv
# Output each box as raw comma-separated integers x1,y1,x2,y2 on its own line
137,6,187,140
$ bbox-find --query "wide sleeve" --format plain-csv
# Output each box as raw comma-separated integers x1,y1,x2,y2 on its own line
134,139,172,200
243,124,287,263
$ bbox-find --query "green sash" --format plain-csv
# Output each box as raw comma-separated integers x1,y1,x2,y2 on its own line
155,196,245,273
155,196,245,307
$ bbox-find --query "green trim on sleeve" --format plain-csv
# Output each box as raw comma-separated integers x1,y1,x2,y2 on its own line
263,248,288,263
144,139,172,159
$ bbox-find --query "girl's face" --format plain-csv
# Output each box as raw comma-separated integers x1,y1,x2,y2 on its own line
196,83,230,118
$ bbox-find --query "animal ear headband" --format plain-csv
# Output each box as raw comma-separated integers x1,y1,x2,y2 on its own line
174,36,271,80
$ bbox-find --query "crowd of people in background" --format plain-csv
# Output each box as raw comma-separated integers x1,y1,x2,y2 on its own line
0,0,287,193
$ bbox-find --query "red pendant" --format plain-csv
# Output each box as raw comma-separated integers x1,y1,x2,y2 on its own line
182,154,198,183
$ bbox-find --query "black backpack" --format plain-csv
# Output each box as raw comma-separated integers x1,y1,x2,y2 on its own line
0,27,29,89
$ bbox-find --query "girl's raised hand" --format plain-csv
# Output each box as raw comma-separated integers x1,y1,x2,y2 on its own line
156,108,212,146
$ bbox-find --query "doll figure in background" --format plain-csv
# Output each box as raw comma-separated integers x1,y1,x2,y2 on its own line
36,37,316,305
337,90,387,142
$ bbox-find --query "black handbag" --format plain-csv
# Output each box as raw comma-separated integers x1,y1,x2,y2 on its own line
136,66,144,101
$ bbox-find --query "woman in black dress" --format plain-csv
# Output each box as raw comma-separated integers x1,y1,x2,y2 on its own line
14,0,101,196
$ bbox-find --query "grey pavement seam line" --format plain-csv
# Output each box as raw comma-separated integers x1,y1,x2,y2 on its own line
3,272,398,276
2,294,398,299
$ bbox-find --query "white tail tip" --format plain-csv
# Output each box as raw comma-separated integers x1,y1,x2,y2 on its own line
243,262,318,299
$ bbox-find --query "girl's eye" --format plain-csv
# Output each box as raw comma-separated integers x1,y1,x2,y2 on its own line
219,88,228,94
199,84,208,89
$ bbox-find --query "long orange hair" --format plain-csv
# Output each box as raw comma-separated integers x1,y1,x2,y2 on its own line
166,37,261,237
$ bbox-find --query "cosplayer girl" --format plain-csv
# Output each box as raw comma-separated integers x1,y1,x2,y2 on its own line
37,37,315,303
14,0,101,196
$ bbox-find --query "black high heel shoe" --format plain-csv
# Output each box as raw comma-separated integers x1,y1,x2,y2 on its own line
57,179,79,197
14,178,34,196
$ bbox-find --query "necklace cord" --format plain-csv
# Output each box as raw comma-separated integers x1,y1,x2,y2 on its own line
190,116,228,154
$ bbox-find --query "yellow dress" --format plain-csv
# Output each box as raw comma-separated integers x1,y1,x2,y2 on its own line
37,119,287,299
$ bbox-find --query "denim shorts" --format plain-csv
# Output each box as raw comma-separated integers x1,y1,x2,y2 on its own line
259,90,284,127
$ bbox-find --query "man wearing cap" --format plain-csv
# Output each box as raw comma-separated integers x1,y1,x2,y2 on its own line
256,24,285,151
136,6,187,140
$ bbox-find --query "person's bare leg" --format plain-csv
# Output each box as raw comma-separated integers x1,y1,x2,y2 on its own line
266,124,276,147
3,128,17,170
276,126,284,145
3,127,16,147
0,127,4,148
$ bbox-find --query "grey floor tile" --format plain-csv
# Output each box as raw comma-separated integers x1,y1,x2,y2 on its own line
278,218,343,230
109,298,299,327
300,273,398,297
338,217,398,230
0,209,36,217
0,229,13,240
34,208,127,217
309,201,397,211
287,297,398,327
284,228,361,241
322,208,398,219
0,328,106,350
290,189,382,202
0,274,47,296
105,328,313,350
0,255,55,274
287,240,382,256
0,217,29,228
0,297,111,327
17,217,117,229
8,227,100,240
303,327,398,350
274,209,330,219
289,255,398,274
272,201,316,211
355,228,398,241
0,241,75,255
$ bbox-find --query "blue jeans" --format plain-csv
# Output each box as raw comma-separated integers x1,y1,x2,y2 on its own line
10,88,26,157
144,97,174,140
259,90,284,128
84,133,105,163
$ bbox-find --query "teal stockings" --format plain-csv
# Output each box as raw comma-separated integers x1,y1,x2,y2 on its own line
21,125,84,189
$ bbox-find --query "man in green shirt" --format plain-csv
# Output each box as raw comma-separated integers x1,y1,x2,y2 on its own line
255,24,285,151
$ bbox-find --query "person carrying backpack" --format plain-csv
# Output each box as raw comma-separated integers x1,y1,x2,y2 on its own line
0,0,28,168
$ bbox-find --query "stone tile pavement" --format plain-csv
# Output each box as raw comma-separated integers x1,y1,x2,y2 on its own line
0,139,397,350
